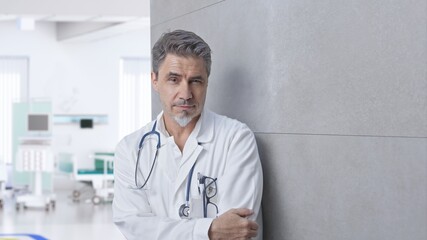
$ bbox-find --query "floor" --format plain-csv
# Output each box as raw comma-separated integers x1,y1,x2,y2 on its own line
0,189,126,240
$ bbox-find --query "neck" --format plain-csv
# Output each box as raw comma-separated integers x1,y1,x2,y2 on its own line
163,114,200,151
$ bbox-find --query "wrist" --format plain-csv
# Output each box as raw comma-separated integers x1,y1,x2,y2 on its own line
194,218,215,240
208,219,217,239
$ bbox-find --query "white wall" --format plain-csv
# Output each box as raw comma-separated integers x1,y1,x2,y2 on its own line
0,21,151,169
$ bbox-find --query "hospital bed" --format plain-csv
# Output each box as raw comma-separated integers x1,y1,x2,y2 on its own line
0,155,6,208
58,152,114,205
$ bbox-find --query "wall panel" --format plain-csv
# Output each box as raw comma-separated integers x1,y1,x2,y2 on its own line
152,0,427,137
151,0,427,239
257,133,427,240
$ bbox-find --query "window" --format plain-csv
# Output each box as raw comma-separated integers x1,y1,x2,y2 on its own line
0,57,28,163
118,58,151,140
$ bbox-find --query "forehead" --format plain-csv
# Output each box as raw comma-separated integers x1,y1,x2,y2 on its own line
159,54,207,75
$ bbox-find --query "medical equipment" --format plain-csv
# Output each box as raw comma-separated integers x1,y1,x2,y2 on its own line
133,120,218,218
57,152,114,205
71,153,114,205
15,144,56,211
0,155,6,208
133,121,160,189
178,163,196,218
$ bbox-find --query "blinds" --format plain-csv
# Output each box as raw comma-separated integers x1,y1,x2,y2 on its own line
119,58,151,140
0,57,28,163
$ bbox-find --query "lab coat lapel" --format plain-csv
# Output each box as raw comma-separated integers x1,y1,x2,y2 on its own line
173,137,203,193
173,109,215,193
153,113,175,182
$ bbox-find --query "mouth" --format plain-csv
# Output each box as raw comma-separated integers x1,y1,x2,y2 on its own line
175,105,195,110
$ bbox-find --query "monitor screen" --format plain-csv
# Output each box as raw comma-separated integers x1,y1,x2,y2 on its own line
80,119,93,128
28,114,49,132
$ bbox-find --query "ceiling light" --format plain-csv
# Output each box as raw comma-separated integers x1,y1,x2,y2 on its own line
17,18,35,31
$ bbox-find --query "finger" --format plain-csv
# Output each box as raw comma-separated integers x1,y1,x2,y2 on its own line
248,228,258,238
242,228,258,238
233,208,254,217
239,220,258,237
249,221,259,230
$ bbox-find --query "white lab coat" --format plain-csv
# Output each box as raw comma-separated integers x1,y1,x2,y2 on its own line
113,109,263,240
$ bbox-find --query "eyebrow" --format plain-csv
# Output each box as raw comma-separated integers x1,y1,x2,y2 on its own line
168,72,181,77
168,72,205,81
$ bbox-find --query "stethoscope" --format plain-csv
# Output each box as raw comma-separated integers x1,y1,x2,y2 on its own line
178,163,196,218
133,120,199,219
133,121,160,190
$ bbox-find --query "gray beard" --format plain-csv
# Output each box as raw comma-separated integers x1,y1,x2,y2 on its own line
174,115,193,127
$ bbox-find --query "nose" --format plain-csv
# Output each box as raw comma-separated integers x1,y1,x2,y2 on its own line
178,82,192,101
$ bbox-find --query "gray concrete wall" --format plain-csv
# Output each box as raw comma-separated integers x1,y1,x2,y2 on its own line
150,1,427,239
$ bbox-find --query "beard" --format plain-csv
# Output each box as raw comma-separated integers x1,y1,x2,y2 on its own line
173,114,193,127
171,99,196,127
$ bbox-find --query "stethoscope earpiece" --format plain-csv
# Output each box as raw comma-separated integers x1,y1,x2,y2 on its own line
179,203,190,218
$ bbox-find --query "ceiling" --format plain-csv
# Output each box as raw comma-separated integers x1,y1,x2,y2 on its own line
0,14,144,23
0,0,150,42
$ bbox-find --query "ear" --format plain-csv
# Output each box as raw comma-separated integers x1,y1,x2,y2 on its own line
151,72,159,92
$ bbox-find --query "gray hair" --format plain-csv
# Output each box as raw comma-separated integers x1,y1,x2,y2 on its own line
152,30,212,76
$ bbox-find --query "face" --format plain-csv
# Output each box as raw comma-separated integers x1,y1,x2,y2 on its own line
152,54,208,128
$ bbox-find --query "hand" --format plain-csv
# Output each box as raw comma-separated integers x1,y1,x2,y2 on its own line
208,208,259,240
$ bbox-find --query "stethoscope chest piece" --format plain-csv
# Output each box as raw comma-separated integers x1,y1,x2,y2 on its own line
179,203,190,218
178,161,197,219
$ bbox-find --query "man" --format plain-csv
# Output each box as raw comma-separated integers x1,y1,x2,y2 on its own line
113,30,263,240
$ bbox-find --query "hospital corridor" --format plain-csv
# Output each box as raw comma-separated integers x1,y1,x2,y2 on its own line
0,0,151,239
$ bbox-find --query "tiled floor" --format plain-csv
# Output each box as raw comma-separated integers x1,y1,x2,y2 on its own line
0,190,125,240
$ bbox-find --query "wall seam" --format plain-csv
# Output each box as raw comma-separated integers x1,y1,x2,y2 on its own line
151,0,227,27
254,132,427,139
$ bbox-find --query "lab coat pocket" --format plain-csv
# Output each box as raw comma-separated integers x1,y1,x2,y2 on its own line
189,196,204,218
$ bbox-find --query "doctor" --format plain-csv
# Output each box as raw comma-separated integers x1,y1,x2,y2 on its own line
113,30,263,240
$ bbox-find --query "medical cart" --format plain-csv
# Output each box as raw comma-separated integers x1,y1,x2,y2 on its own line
15,143,56,211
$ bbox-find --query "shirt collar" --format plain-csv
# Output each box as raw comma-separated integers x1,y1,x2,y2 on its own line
154,108,214,144
196,109,214,144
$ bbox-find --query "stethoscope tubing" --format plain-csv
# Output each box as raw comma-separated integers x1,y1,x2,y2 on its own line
185,163,196,204
134,121,160,189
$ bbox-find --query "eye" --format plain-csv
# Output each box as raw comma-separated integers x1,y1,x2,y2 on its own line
190,79,203,84
168,77,178,83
